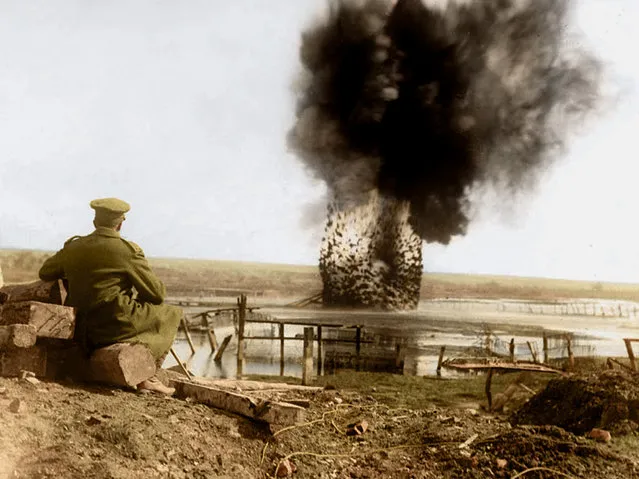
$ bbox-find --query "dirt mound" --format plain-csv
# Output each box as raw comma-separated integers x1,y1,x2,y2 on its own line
511,370,639,435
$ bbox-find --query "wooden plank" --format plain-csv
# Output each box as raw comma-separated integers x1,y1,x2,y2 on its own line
171,379,306,428
0,324,37,349
0,280,67,305
443,361,561,374
89,343,156,388
0,301,75,339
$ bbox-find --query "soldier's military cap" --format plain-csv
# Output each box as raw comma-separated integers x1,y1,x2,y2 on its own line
90,198,130,227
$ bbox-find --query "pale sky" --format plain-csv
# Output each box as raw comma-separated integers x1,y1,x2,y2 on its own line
0,0,638,283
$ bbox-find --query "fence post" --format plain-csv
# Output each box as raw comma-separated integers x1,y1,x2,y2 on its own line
302,327,314,385
543,332,549,364
509,339,515,362
566,335,574,371
355,326,362,372
279,323,285,376
236,295,247,378
624,339,637,372
317,325,323,376
437,346,446,377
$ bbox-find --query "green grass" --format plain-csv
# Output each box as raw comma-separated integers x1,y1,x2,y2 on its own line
249,371,557,410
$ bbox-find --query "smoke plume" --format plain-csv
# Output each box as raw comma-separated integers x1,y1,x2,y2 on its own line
288,0,602,245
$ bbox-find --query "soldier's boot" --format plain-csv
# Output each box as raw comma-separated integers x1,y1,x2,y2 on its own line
138,376,176,396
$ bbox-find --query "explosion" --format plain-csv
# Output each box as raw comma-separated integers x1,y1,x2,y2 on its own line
288,0,601,310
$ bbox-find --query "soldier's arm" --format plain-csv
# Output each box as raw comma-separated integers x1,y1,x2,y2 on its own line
38,250,65,281
126,244,166,305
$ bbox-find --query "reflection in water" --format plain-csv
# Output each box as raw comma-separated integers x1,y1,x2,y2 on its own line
162,320,629,379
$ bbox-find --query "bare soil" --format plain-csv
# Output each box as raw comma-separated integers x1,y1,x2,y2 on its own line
1,371,638,479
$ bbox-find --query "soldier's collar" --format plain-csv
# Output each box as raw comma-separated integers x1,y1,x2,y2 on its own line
92,227,121,238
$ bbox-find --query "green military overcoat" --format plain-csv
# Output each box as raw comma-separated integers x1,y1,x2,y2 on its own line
39,227,182,359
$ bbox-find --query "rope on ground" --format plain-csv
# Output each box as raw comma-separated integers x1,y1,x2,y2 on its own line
510,467,576,479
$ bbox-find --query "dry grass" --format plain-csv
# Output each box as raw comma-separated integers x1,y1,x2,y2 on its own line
2,248,639,302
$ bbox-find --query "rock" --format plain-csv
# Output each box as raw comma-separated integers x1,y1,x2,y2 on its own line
496,458,508,469
276,459,297,477
24,377,40,386
0,387,6,394
8,398,23,413
588,428,612,442
346,419,369,436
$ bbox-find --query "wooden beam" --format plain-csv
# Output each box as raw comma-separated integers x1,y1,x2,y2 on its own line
88,343,156,388
0,280,67,305
171,379,306,429
0,301,75,339
0,324,37,349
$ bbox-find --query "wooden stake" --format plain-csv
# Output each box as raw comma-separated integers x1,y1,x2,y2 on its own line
566,335,575,371
207,328,219,352
170,347,193,380
179,315,196,355
436,346,446,377
279,323,285,376
302,327,314,386
316,325,323,376
214,335,233,362
527,341,538,363
236,295,246,379
355,326,362,372
624,339,636,372
542,332,549,364
485,368,494,411
509,339,515,362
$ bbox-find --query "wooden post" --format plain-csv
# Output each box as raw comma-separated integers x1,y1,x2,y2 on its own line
566,335,575,371
180,315,196,355
169,348,193,380
624,339,636,372
302,327,314,386
527,341,538,363
316,325,323,376
279,323,285,376
509,339,515,362
236,295,246,378
485,368,494,411
207,328,219,352
436,346,446,377
214,335,233,362
543,332,549,364
355,326,362,372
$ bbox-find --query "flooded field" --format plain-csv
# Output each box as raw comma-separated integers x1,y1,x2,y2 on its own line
163,298,639,379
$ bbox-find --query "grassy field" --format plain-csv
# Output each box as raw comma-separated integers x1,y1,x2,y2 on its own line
2,247,639,302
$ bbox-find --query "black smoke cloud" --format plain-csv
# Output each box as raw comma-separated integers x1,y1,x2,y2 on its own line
287,0,601,244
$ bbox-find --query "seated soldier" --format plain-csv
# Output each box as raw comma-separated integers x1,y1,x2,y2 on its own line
39,197,182,395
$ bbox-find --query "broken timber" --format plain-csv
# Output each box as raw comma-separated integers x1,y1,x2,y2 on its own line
442,358,562,374
171,378,306,428
0,280,67,306
0,301,75,339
